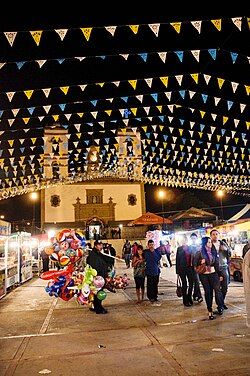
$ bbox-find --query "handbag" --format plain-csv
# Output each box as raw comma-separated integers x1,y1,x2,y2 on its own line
176,275,183,297
195,263,207,274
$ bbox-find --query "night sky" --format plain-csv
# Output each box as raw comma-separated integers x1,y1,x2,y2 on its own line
0,12,249,225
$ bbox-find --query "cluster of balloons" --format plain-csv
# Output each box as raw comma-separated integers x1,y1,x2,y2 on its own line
105,274,129,293
44,229,86,267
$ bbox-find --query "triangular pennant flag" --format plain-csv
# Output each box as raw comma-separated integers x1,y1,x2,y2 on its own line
24,90,34,99
160,76,168,87
136,95,143,102
175,51,184,62
190,73,199,84
227,100,233,110
130,108,137,116
138,53,148,62
158,52,167,63
191,20,202,33
128,80,137,89
214,97,220,106
105,26,117,36
229,81,239,93
4,32,17,46
230,52,238,64
119,54,129,61
105,110,112,116
144,107,150,115
60,86,69,94
55,29,68,41
145,78,153,87
22,117,29,124
36,59,46,68
208,49,217,60
148,23,160,36
16,61,26,69
81,28,93,41
244,85,250,95
165,92,171,101
203,74,211,85
240,103,246,113
12,108,19,117
170,22,182,33
217,78,225,89
129,25,139,34
201,94,208,103
43,105,51,114
42,88,51,97
6,92,15,102
211,19,222,31
0,62,6,70
189,90,195,99
52,115,59,122
30,30,43,46
231,17,242,31
191,50,200,62
175,75,183,85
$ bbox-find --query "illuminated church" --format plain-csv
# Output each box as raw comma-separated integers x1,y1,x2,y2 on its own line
41,125,145,237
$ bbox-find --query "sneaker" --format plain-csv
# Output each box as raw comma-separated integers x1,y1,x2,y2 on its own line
209,312,215,320
214,308,223,315
197,297,203,303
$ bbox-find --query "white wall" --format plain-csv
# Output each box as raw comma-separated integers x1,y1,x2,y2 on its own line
44,182,143,223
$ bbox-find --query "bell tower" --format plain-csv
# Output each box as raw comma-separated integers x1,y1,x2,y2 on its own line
43,124,68,179
117,128,142,179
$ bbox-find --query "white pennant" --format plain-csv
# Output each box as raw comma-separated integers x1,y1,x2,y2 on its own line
211,113,217,121
105,26,117,36
65,114,71,120
165,92,171,101
168,105,174,113
207,142,211,149
148,23,160,37
119,109,125,116
55,29,68,41
36,60,46,68
175,75,183,85
231,81,239,93
75,57,85,61
189,91,195,99
42,88,51,97
234,119,240,127
190,121,195,129
0,62,6,70
214,97,220,106
12,108,19,117
169,127,174,133
38,116,44,121
190,137,195,144
99,121,105,127
240,104,246,113
168,116,173,123
4,32,17,46
79,84,87,91
113,81,120,87
43,105,51,114
8,119,15,126
191,50,200,62
191,20,202,33
211,126,216,133
119,54,129,60
145,78,153,87
203,74,211,84
74,124,81,132
144,107,150,115
158,52,167,63
136,95,143,102
91,112,98,119
231,17,242,30
123,119,129,126
6,92,15,102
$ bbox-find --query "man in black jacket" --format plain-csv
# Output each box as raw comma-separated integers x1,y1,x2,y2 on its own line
86,240,109,314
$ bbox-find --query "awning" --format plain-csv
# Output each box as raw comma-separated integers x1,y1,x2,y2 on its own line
128,212,172,226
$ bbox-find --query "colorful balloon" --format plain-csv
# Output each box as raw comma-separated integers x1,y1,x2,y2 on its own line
97,290,107,300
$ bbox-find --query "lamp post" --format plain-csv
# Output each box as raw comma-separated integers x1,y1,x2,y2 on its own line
217,190,224,221
30,192,38,234
158,189,166,230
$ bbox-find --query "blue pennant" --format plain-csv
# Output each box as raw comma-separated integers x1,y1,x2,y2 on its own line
227,100,233,110
221,128,226,136
182,138,186,144
138,53,148,62
59,104,66,111
163,135,168,141
175,51,184,62
208,49,217,60
105,138,110,144
57,59,65,64
151,93,158,102
0,111,3,118
16,61,25,69
121,96,128,103
216,144,220,150
230,52,238,63
91,100,98,107
27,107,35,115
100,56,106,60
158,116,164,122
146,133,151,138
200,124,205,131
201,94,208,103
179,90,185,99
179,119,185,125
20,147,25,153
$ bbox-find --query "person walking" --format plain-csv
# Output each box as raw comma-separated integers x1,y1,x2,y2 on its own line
144,240,161,303
210,229,231,310
176,236,194,307
86,240,109,314
189,233,203,303
194,236,224,320
122,240,132,268
132,245,146,304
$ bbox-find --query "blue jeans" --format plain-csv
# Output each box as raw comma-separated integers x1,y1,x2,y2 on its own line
199,272,224,312
220,266,230,300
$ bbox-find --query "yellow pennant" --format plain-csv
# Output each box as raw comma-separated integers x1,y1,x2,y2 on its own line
191,73,199,83
31,138,36,144
223,116,228,124
105,110,112,116
198,132,203,138
160,76,168,87
156,105,162,113
235,138,239,144
30,30,43,46
212,150,215,156
77,113,84,117
217,78,225,89
130,108,137,116
211,19,222,31
245,85,250,95
180,144,184,151
241,154,245,160
179,129,183,136
8,140,14,147
200,110,205,118
246,121,250,130
129,25,139,34
60,86,69,94
142,126,147,132
196,147,200,153
227,152,231,158
159,125,164,131
170,22,182,33
52,115,59,121
76,133,81,139
81,27,93,41
96,82,105,87
22,118,30,124
128,80,137,89
248,18,250,29
24,90,34,99
217,135,221,142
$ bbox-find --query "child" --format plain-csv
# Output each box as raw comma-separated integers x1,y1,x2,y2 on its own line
132,245,145,304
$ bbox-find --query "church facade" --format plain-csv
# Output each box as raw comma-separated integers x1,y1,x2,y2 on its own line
41,125,146,238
